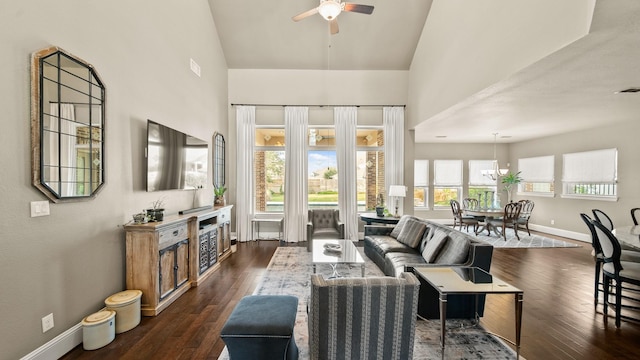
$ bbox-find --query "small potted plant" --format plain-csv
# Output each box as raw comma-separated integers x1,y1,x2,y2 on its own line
375,193,385,217
214,186,227,206
146,197,165,222
501,171,522,204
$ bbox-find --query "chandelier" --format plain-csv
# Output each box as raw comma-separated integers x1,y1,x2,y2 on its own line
482,133,509,181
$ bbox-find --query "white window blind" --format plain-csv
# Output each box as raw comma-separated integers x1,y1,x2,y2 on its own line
414,160,429,186
563,148,617,183
434,160,462,186
469,160,497,185
519,155,554,182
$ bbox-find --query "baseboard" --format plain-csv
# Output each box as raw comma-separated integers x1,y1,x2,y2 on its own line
426,219,590,243
20,323,83,360
528,224,589,243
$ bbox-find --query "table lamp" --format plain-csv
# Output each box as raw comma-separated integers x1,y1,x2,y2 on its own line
388,185,407,217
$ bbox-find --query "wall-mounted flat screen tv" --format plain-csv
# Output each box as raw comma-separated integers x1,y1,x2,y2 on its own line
146,120,208,191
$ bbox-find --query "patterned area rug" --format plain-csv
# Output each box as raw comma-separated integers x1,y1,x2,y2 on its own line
218,246,522,360
459,226,580,248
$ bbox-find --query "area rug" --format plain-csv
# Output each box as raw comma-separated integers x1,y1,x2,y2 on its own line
459,226,580,249
218,246,522,360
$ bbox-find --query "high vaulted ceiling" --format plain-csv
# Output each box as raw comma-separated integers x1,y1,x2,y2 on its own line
208,0,640,143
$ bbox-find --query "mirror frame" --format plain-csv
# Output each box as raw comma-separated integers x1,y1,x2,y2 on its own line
213,132,225,189
31,46,106,202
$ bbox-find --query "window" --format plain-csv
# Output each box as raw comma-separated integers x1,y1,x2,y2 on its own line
307,127,384,211
518,155,554,196
308,128,338,209
414,160,429,208
562,148,617,200
357,128,384,212
468,160,498,207
255,128,285,212
433,160,462,208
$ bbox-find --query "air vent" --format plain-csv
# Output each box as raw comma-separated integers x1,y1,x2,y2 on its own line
615,88,640,94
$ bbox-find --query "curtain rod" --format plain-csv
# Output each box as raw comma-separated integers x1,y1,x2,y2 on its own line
230,103,405,108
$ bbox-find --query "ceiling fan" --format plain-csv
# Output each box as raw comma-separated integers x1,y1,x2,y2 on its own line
292,0,374,35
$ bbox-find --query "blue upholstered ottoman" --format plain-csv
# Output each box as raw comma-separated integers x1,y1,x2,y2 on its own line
221,295,299,360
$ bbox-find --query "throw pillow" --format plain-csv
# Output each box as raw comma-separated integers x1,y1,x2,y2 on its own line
396,218,427,248
434,232,471,265
390,215,419,239
421,229,449,263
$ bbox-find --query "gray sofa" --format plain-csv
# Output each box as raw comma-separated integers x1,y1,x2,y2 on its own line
364,215,493,319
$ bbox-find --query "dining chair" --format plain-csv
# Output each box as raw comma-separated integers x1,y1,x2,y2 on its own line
592,209,614,231
450,199,478,232
463,197,485,222
631,208,640,226
581,213,640,305
487,202,522,241
516,200,535,236
591,220,640,327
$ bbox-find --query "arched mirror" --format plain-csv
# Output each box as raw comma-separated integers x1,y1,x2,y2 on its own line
213,132,225,189
31,46,105,202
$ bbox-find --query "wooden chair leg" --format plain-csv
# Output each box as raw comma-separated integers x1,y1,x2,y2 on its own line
594,261,601,305
525,222,531,236
603,275,610,320
615,280,622,328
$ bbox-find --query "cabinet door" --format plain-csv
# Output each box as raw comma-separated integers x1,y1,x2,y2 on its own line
209,229,218,266
176,240,189,288
159,247,176,299
222,222,231,253
199,231,210,274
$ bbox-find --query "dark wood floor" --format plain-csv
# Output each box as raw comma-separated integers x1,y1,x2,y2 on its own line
62,233,640,360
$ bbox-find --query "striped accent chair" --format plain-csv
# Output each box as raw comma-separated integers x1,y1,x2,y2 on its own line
308,273,420,360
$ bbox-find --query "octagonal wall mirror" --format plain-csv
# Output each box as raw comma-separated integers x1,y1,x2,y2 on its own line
213,132,225,189
31,46,105,202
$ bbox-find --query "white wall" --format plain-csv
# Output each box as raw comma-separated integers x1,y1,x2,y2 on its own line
407,0,594,130
0,1,228,358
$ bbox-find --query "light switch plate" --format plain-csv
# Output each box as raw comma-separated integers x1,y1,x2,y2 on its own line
30,201,50,217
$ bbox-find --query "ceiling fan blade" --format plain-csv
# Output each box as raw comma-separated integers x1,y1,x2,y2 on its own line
330,18,339,35
343,3,374,15
292,7,319,22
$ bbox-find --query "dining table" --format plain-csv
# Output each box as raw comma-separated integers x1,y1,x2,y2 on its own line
464,208,504,236
612,225,640,251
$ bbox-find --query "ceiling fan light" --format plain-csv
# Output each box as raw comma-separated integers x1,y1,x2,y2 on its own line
318,1,342,20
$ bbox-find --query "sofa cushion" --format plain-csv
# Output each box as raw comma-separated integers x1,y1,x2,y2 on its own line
396,218,427,249
384,252,427,277
421,229,449,263
419,226,435,253
364,235,415,259
390,215,420,239
434,232,471,265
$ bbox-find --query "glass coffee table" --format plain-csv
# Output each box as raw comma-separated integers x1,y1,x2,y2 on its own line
312,240,365,278
412,266,524,359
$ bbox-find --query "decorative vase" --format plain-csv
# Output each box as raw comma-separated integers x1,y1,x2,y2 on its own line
375,206,385,217
146,209,164,222
214,195,225,206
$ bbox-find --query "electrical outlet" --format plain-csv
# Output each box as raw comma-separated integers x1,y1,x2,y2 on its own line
42,313,54,333
551,219,555,225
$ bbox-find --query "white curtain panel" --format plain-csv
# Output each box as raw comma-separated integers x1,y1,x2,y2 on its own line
235,106,255,242
383,107,405,214
284,107,309,242
334,107,358,240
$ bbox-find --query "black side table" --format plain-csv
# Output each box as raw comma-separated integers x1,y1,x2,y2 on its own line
359,213,401,226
